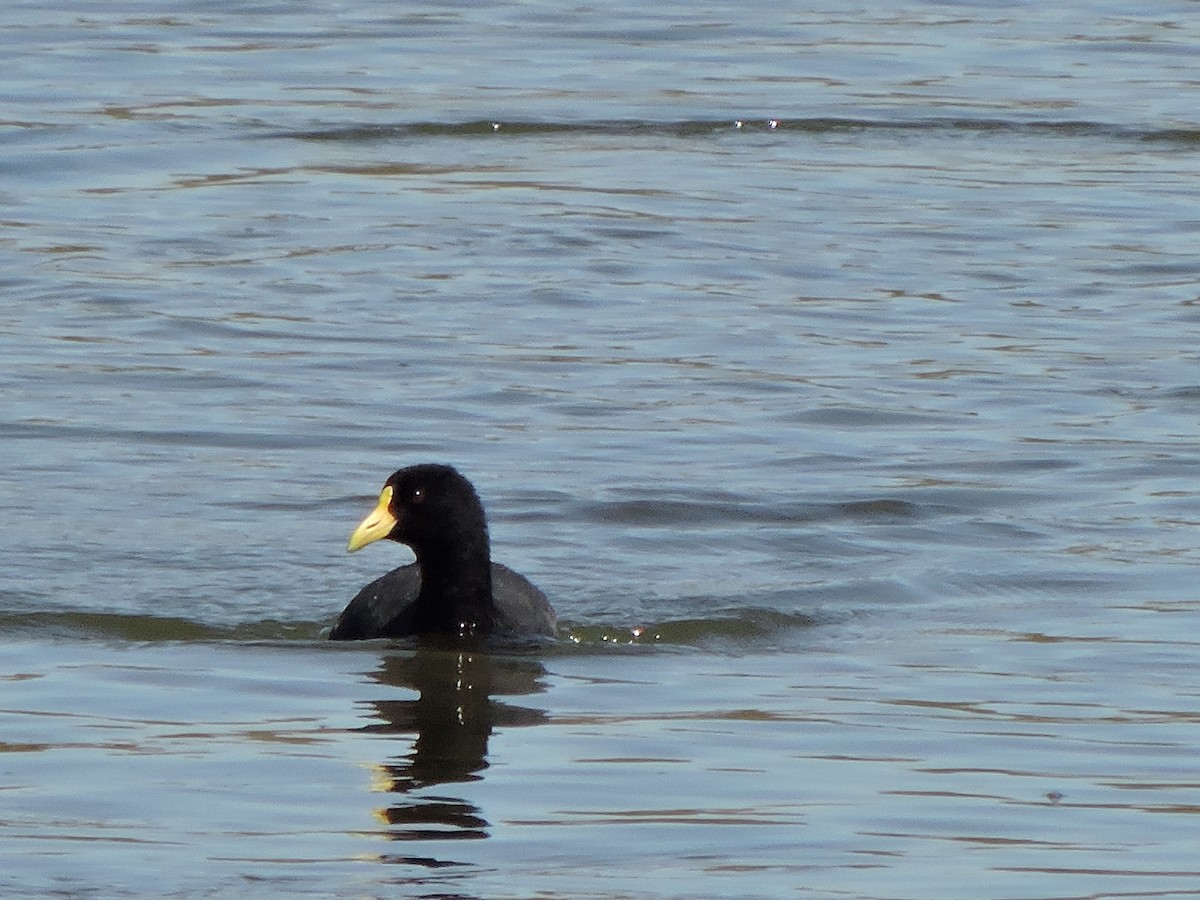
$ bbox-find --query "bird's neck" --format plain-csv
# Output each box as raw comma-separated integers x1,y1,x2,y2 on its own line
413,540,496,636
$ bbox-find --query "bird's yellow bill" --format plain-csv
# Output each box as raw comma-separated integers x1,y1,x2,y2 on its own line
348,485,396,552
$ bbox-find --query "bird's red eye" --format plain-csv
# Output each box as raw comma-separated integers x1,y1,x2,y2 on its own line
410,487,425,504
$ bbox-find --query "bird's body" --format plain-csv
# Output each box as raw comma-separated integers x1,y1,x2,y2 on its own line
330,561,554,639
330,464,557,640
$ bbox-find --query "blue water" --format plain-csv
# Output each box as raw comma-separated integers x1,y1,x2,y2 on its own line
2,2,1200,897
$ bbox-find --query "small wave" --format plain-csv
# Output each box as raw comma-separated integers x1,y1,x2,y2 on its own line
0,607,816,649
0,610,327,643
0,418,380,453
567,495,930,527
274,117,1200,145
561,607,818,649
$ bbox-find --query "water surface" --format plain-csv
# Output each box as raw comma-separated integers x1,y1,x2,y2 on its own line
2,1,1199,897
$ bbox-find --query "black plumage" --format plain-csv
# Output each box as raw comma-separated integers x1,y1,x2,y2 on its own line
330,464,557,640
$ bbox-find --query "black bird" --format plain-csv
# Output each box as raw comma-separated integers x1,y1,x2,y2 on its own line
330,464,557,640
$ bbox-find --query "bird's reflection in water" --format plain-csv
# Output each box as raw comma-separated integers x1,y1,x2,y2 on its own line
356,642,549,863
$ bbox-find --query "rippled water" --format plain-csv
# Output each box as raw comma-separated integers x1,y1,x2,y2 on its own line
3,1,1200,897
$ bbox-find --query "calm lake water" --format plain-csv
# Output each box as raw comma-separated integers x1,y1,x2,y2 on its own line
3,1,1200,897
